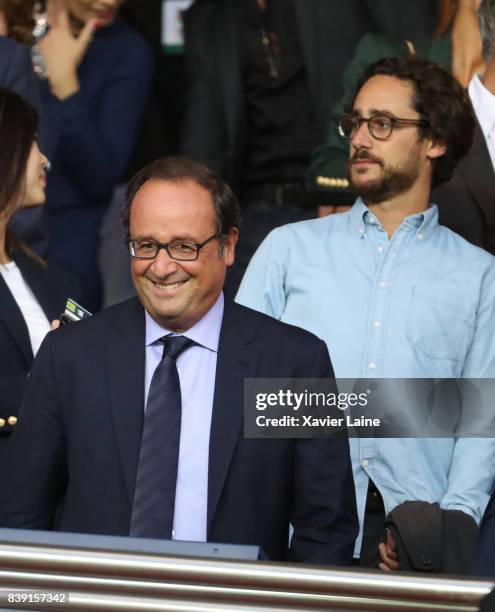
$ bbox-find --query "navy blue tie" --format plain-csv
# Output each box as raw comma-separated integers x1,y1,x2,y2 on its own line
130,335,195,538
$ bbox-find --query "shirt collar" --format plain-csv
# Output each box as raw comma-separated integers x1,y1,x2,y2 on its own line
350,197,439,240
468,74,495,141
145,292,224,353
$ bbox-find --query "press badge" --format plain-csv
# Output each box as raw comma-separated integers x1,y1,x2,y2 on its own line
59,298,92,325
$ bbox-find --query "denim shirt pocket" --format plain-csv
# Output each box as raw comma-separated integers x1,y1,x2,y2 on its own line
407,284,476,361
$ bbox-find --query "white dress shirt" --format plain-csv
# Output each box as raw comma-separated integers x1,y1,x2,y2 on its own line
0,261,51,356
468,74,495,171
144,293,224,542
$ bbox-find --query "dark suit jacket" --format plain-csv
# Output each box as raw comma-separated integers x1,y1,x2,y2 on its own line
0,298,358,565
180,0,436,193
0,251,77,438
473,490,495,577
384,501,478,575
433,124,495,255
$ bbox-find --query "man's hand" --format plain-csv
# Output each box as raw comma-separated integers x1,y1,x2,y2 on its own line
41,0,98,99
51,319,61,330
378,529,400,571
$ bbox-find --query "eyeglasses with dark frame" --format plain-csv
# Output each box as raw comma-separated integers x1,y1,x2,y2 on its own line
125,233,220,261
337,114,430,141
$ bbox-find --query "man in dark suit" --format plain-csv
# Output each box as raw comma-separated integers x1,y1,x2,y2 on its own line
473,490,495,577
179,0,436,295
435,0,495,254
0,157,358,565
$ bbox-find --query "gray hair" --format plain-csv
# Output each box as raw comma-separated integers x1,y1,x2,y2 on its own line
479,0,495,59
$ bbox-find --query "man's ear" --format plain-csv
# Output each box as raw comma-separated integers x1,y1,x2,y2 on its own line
426,139,447,160
222,227,239,267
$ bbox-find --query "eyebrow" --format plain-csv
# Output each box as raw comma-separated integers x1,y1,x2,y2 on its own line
352,108,399,118
132,234,198,242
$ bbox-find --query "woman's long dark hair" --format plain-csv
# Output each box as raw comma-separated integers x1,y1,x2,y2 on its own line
0,87,43,263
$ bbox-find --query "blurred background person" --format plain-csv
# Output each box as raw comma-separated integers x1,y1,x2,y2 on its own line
0,88,77,459
179,0,437,297
0,17,37,108
0,1,46,253
99,0,189,308
36,0,153,311
308,0,495,255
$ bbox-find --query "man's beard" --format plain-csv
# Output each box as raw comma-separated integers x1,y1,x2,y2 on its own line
347,147,421,204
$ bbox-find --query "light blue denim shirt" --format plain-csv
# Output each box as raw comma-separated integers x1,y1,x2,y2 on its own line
236,198,495,555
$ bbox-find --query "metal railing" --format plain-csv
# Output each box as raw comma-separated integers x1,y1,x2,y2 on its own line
0,537,492,611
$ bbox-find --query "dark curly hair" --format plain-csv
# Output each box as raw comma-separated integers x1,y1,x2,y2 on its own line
122,157,241,243
0,0,35,45
349,56,475,189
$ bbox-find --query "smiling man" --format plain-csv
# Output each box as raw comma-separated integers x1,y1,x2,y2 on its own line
0,157,358,566
237,57,495,572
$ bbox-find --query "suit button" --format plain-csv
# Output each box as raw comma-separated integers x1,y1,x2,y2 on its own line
0,419,5,428
7,416,17,426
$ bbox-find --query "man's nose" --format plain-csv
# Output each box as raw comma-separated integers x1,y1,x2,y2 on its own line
351,121,373,151
150,247,180,274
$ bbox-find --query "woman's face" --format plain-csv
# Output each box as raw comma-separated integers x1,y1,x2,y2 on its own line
63,0,124,27
22,141,48,207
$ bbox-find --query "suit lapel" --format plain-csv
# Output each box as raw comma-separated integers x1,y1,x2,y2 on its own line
457,122,495,227
207,303,260,533
106,298,146,504
15,253,60,321
0,267,33,364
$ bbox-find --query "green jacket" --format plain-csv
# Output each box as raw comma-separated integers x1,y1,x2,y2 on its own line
306,33,452,203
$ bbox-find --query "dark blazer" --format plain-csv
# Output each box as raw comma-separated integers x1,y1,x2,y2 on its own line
473,490,495,577
0,251,77,438
433,123,495,255
384,501,478,575
180,0,436,193
0,298,358,566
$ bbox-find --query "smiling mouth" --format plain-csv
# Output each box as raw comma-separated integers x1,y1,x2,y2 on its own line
150,279,188,291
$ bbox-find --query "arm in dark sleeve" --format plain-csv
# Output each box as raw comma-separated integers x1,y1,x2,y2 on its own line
289,339,358,566
0,333,67,529
179,6,229,177
45,36,153,202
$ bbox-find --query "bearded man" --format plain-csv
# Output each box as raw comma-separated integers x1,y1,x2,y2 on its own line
237,56,495,572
